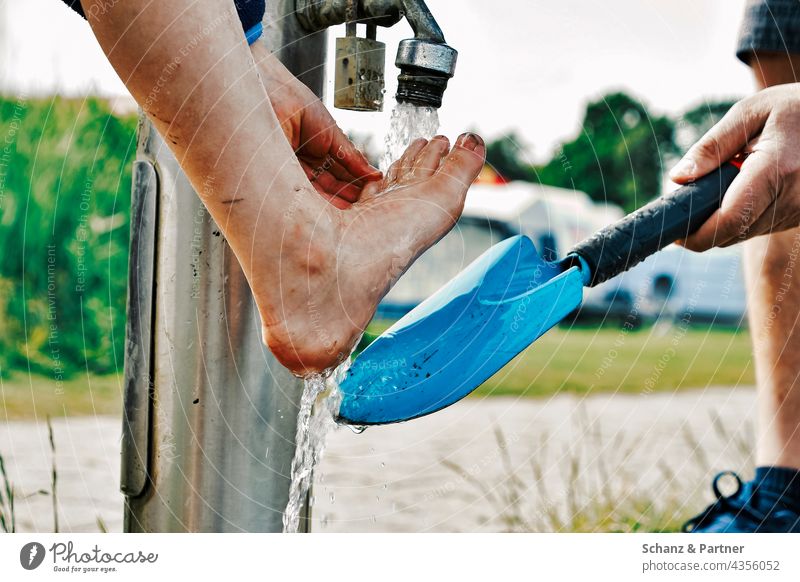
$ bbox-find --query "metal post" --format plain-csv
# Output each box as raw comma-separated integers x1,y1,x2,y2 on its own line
120,0,327,533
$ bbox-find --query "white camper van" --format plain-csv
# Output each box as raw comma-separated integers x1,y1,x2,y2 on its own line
380,180,637,320
627,244,747,325
378,179,747,325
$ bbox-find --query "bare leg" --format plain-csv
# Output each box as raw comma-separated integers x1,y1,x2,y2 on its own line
81,0,485,374
744,53,800,468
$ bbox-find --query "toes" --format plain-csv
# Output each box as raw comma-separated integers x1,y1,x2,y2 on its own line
433,133,486,194
412,135,450,178
387,138,428,183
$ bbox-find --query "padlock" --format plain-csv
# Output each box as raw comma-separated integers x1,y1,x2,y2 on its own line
334,24,386,112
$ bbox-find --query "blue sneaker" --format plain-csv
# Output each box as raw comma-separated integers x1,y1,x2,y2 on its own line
683,467,800,533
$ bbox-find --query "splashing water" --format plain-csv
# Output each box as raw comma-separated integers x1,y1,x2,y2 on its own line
282,363,347,533
380,101,440,173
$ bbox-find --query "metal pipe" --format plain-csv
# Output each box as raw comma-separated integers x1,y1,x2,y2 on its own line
295,0,442,41
295,0,402,30
397,0,444,42
120,0,326,533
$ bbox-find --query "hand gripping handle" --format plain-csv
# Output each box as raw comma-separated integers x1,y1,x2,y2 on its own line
569,163,740,287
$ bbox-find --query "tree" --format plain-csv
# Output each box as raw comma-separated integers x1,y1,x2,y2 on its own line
536,92,677,211
484,133,538,182
0,96,137,377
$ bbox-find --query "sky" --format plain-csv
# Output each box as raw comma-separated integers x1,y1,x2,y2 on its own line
0,0,757,161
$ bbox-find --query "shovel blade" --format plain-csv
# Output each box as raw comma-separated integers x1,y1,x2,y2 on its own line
338,235,584,425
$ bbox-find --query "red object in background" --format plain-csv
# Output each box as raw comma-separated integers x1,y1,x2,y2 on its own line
474,165,509,185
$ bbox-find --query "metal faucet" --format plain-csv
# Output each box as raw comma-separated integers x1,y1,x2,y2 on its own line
295,0,457,111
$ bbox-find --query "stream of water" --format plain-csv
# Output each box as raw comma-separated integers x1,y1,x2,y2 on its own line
380,102,441,173
282,364,345,533
282,101,441,533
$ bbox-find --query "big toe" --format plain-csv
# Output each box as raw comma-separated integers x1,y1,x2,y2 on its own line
434,133,486,196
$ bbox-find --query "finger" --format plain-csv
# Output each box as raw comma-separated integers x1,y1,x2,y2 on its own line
681,152,778,251
316,187,353,210
669,96,771,183
354,179,385,205
387,138,428,183
432,133,486,195
328,156,375,186
723,182,800,245
412,135,450,178
719,200,780,246
293,113,381,184
300,152,360,185
301,160,363,203
313,170,363,203
327,125,382,182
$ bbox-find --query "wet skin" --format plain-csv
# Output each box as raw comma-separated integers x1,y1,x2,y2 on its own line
80,0,486,376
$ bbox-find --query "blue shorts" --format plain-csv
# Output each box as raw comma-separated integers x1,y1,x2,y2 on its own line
59,0,265,41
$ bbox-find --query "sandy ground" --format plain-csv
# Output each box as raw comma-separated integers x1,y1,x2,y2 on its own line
0,388,756,533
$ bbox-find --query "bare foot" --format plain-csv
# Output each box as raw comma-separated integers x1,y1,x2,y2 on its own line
248,45,486,374
83,1,483,377
260,134,486,375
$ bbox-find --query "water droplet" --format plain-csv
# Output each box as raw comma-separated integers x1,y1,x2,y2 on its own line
347,424,368,434
379,462,385,469
329,492,335,504
383,483,388,489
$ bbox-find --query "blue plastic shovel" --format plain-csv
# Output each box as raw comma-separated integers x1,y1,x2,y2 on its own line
338,162,742,425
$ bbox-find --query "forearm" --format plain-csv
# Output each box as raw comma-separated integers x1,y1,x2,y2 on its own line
79,0,328,265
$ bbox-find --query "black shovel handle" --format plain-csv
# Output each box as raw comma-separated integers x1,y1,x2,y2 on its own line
568,162,740,287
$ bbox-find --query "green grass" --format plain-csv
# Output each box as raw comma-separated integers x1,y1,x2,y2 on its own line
365,320,755,398
0,373,122,421
0,324,753,420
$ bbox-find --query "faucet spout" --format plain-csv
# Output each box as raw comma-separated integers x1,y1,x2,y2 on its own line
394,0,457,109
295,0,457,110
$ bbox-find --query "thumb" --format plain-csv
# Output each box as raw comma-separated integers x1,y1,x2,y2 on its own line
669,96,770,184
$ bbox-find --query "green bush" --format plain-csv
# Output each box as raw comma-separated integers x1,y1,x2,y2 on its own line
0,95,137,377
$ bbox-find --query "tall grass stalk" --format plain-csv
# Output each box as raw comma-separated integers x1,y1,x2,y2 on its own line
442,413,754,533
0,453,15,533
47,416,59,533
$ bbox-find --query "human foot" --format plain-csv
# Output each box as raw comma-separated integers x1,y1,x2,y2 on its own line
260,134,486,375
84,2,482,377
